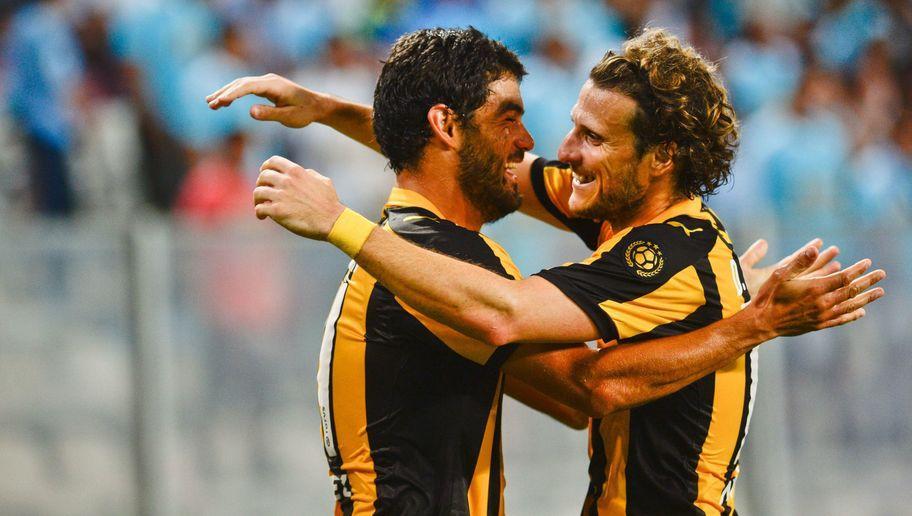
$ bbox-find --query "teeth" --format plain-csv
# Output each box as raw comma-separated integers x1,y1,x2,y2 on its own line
573,172,594,185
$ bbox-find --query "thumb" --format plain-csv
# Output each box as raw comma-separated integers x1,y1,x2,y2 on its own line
739,239,767,268
250,104,305,126
752,244,819,307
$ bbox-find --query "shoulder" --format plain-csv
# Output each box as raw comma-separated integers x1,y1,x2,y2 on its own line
589,216,719,284
385,206,517,279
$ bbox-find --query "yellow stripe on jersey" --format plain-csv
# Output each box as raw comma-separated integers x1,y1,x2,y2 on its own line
330,265,379,514
598,264,705,340
594,407,630,515
468,377,507,516
693,237,753,512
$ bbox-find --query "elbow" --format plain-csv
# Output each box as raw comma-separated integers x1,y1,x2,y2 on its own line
566,414,590,431
588,385,628,418
582,377,632,418
475,296,524,347
482,318,519,347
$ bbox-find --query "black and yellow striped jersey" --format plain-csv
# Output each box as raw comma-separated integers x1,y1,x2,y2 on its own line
318,187,520,515
531,158,755,515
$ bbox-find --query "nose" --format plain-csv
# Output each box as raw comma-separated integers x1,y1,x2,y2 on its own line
557,129,579,164
515,123,534,153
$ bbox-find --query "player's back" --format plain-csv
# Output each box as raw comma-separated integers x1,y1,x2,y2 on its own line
318,188,518,516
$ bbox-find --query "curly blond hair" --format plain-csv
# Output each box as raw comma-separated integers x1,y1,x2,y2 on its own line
589,28,739,198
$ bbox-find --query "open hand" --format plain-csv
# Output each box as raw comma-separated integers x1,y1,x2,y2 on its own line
746,244,885,339
739,238,841,296
206,73,330,128
253,155,345,239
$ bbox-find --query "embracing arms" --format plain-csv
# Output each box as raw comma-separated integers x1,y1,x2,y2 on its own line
249,156,885,417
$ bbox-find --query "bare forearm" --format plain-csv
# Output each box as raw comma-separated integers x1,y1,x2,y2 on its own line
504,376,588,430
356,227,523,344
320,95,380,153
581,309,768,415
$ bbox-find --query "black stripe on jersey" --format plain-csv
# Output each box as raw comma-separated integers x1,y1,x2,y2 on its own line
583,418,608,516
698,206,751,305
534,217,717,341
529,157,602,250
364,206,516,514
624,253,723,514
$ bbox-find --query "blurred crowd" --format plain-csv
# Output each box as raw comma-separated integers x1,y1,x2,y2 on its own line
0,0,910,227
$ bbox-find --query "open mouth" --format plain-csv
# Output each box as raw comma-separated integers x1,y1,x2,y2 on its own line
503,161,519,183
572,170,596,185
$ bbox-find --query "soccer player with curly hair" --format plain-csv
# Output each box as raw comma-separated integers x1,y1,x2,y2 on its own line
210,28,884,515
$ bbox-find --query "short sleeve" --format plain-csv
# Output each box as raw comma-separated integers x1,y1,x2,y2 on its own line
529,157,604,250
534,217,718,341
385,207,520,366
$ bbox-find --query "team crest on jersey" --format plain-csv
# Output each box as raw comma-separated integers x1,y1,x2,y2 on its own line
625,240,664,278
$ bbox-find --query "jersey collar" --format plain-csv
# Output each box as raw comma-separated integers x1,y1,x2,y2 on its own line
645,196,702,225
382,187,446,219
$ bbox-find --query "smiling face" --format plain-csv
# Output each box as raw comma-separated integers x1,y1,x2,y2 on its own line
457,75,534,223
557,80,655,223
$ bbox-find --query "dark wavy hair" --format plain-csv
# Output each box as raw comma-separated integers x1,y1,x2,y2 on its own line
589,28,739,197
372,27,526,173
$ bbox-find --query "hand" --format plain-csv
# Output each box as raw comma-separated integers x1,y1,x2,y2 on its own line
253,156,346,239
739,238,841,296
206,73,331,128
744,244,886,339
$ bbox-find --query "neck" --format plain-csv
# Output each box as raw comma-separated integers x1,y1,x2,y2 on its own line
396,168,485,231
610,181,686,231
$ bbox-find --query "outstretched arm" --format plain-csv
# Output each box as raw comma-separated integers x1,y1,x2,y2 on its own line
207,74,577,229
207,73,379,152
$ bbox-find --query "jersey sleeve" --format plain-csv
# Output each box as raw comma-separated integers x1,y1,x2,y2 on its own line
529,157,604,250
386,209,519,367
533,217,718,342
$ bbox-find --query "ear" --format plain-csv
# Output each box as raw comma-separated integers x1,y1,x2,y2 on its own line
650,142,677,177
427,104,459,150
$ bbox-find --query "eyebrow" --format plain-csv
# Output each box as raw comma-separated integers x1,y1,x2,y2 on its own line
495,100,525,117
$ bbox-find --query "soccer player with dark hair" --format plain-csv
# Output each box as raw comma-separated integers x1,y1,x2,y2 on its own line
209,28,884,515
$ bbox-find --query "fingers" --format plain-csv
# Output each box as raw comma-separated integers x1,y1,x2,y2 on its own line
739,239,768,268
256,169,285,187
206,79,238,106
813,259,873,293
253,185,279,204
806,260,841,278
260,155,300,173
777,244,820,282
254,201,274,220
207,75,275,109
250,104,300,125
828,286,885,317
804,245,840,275
818,308,866,330
824,268,886,306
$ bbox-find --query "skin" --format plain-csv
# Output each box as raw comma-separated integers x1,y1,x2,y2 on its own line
210,74,886,419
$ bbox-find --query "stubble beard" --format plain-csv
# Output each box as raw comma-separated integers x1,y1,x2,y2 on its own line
572,163,647,225
457,124,522,224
